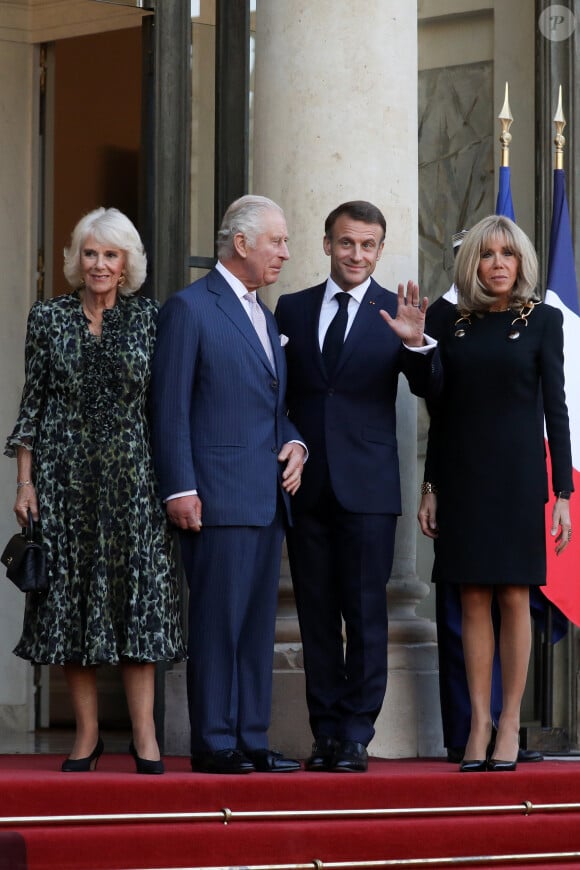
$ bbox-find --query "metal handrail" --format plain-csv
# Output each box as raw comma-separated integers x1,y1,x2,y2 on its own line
1,798,579,827
96,849,580,869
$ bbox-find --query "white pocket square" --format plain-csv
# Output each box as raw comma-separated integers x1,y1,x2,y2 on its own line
280,334,289,347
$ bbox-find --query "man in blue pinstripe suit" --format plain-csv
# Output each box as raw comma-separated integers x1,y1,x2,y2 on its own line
150,195,306,774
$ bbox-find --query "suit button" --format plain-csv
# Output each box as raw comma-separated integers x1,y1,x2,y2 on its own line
271,446,278,453
270,380,279,390
327,388,335,396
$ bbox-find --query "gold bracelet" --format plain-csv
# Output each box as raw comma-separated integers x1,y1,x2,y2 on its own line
421,481,437,495
16,480,32,489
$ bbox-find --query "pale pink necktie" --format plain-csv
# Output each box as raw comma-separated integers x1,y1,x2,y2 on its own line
244,292,275,367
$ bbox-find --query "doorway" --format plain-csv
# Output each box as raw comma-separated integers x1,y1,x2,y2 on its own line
49,27,142,297
40,24,143,730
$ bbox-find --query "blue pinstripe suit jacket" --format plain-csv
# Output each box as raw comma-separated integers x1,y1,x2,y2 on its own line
150,268,302,526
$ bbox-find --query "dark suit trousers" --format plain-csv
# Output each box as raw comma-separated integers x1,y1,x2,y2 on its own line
179,509,285,755
436,582,503,749
286,484,396,746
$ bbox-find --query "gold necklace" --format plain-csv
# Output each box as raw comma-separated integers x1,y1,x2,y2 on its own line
454,301,536,341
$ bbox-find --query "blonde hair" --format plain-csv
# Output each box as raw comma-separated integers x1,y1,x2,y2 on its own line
454,214,539,313
63,207,147,295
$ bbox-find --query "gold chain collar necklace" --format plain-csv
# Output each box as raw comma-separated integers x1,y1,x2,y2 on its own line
454,301,536,342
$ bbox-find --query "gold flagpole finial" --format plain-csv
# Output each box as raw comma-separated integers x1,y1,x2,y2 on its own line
498,82,513,168
554,84,566,170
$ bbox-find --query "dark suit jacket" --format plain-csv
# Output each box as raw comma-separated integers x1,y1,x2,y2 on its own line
150,268,302,527
275,278,441,515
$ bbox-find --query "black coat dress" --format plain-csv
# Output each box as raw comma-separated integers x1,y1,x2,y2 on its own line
425,297,572,586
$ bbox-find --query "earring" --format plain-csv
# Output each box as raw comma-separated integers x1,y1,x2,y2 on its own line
118,273,126,288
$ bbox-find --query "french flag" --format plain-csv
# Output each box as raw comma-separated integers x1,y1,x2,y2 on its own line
543,168,580,626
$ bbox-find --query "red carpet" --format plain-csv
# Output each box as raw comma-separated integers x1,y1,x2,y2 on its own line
1,753,580,869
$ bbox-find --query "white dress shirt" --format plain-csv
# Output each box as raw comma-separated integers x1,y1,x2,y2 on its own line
318,277,370,349
319,276,437,353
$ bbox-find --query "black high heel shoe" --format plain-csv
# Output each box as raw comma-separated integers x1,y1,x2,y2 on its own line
129,740,164,775
459,734,494,773
61,736,104,772
487,729,519,771
459,757,487,772
487,757,517,772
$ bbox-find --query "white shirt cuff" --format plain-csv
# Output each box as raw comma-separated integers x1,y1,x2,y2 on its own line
404,333,437,353
165,490,197,502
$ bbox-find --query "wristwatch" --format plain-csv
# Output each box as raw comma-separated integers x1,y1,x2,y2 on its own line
556,491,571,500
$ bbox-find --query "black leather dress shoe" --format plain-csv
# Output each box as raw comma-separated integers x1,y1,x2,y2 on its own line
446,746,464,764
331,740,368,773
305,737,339,771
191,749,255,774
518,748,543,762
245,749,301,773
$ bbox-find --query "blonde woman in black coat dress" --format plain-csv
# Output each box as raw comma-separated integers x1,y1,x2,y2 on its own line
419,215,573,772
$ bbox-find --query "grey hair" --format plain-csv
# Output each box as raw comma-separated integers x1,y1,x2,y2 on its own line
63,207,147,295
216,195,285,259
454,214,539,313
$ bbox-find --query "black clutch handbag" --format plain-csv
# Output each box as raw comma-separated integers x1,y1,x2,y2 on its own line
1,510,48,592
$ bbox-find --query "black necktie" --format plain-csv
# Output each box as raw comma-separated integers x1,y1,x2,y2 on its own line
322,292,351,374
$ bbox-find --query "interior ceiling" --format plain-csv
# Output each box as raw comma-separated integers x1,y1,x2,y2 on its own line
0,0,148,44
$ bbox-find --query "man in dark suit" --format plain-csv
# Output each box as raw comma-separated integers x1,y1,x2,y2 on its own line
275,200,441,772
150,195,306,774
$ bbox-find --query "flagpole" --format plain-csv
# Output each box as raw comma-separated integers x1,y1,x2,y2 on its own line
541,85,568,735
498,81,513,168
496,83,515,221
553,84,565,171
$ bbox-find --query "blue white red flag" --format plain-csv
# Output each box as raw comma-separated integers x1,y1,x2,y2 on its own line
492,166,569,635
543,168,580,626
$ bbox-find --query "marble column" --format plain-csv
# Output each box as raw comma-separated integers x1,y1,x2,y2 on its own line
255,0,442,758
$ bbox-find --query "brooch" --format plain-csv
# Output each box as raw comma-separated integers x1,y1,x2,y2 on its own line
453,313,470,338
507,302,535,341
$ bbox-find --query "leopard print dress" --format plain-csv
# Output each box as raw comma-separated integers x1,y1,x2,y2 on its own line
5,291,185,665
